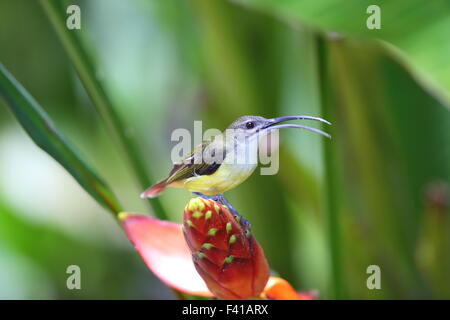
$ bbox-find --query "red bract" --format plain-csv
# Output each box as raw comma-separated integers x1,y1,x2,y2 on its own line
182,198,270,300
120,212,213,297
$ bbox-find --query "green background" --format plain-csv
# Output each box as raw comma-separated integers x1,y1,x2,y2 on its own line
0,0,449,299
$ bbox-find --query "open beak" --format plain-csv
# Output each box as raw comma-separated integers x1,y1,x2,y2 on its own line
262,115,332,139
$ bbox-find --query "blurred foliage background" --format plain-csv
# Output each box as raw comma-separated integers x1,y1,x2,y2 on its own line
0,0,449,299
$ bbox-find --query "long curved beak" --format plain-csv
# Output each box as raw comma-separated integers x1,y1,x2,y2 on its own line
262,115,332,139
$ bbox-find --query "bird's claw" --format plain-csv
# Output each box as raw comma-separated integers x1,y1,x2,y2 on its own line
193,192,252,230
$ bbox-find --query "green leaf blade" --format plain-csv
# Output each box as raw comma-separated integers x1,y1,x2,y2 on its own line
235,0,450,107
40,0,167,220
0,62,122,215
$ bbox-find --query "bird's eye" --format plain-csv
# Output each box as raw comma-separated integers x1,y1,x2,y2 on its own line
246,121,255,129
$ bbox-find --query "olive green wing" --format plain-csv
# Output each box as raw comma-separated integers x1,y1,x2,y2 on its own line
165,140,225,184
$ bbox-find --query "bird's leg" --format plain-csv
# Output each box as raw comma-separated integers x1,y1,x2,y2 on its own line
192,192,222,203
192,192,252,229
219,196,253,230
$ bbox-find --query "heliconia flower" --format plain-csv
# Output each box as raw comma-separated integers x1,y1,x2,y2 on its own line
182,198,269,300
120,198,316,300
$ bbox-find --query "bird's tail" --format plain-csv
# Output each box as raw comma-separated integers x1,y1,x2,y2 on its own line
140,180,168,198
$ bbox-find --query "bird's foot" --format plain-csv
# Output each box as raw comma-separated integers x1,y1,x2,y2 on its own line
192,192,252,230
193,192,223,203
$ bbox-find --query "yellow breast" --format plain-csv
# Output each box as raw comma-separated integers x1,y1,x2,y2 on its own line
179,162,257,196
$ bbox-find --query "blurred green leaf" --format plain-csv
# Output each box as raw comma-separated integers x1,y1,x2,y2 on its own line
317,36,347,299
0,62,122,215
0,199,173,299
417,182,450,298
234,0,450,107
40,0,167,220
321,38,450,298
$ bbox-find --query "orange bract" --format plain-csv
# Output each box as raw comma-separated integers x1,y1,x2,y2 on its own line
261,277,317,300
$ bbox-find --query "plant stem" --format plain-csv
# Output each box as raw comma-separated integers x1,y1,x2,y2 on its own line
316,34,347,299
40,0,167,220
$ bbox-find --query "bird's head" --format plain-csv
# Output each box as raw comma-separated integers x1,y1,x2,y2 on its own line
227,115,331,139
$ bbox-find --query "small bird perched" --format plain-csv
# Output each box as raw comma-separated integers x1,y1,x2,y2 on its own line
141,115,331,215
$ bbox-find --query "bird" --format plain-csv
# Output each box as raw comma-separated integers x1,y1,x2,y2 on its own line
140,115,331,217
